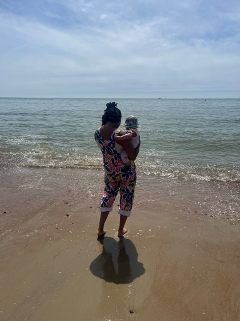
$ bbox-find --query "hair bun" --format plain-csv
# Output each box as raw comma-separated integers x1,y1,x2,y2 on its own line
106,102,118,109
102,102,121,125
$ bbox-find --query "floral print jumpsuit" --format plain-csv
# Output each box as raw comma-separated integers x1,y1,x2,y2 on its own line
95,128,136,217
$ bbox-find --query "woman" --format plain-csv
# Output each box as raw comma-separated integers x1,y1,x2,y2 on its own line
95,102,140,237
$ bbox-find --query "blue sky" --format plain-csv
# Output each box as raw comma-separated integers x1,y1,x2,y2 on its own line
0,0,240,98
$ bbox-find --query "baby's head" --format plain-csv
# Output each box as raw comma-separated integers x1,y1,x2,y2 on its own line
124,116,139,130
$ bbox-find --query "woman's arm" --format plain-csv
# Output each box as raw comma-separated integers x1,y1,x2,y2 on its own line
121,139,140,161
115,131,133,142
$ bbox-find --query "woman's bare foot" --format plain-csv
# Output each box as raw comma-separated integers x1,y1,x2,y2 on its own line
118,228,128,237
97,230,106,237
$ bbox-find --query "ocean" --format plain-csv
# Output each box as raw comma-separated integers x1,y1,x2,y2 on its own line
0,97,239,183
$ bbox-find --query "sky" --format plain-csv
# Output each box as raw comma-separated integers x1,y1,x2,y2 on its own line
0,0,240,98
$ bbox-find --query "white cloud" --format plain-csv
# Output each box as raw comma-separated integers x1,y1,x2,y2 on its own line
100,14,108,20
0,0,240,97
81,1,94,12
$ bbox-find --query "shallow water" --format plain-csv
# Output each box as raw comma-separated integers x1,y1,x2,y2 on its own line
0,97,239,182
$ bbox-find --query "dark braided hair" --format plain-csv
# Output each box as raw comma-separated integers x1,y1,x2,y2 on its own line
102,102,122,126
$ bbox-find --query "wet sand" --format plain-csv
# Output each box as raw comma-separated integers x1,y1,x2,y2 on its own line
0,168,240,321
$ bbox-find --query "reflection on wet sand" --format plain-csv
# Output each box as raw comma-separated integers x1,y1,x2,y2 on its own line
90,237,145,284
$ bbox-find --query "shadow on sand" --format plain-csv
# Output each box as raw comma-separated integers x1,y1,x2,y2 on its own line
90,236,145,284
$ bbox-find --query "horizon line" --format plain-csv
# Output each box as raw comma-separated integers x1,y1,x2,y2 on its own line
1,96,240,100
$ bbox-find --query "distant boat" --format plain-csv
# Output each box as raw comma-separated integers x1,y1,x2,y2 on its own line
158,98,162,99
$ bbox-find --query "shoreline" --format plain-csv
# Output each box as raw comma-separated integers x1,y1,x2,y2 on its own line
1,159,239,184
1,167,240,320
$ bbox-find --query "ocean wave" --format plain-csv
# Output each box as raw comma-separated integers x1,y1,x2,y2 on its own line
1,151,239,184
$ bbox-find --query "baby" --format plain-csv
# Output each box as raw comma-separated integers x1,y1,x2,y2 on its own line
115,116,140,166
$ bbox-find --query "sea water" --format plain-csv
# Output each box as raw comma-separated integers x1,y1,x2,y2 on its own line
0,97,239,183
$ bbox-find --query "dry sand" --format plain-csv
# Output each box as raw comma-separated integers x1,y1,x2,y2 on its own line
0,168,240,321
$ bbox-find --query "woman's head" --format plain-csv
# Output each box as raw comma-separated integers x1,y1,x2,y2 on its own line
102,102,122,127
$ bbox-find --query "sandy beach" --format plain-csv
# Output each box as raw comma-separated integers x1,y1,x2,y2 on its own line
1,167,240,321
